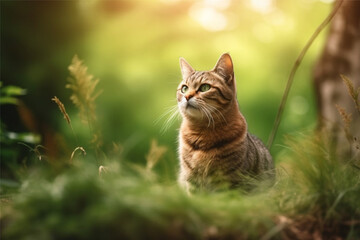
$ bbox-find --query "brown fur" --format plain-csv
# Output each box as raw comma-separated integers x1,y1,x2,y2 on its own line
177,53,274,191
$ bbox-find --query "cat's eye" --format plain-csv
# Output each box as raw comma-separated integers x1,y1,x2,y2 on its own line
181,85,188,93
199,84,211,92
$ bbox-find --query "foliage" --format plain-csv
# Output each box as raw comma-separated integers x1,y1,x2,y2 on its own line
1,162,273,239
2,134,360,239
0,82,41,193
278,135,360,238
0,82,27,105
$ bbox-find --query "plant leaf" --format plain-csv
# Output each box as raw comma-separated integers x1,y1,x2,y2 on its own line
0,96,19,105
1,85,27,96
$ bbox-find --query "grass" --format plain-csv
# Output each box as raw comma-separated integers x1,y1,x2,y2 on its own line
276,135,360,238
1,133,359,239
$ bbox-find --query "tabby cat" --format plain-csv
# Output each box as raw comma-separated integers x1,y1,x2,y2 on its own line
177,53,275,192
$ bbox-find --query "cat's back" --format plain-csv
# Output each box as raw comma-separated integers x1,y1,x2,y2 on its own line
245,133,274,178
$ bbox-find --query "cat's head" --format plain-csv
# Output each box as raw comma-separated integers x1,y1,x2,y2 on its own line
177,53,237,125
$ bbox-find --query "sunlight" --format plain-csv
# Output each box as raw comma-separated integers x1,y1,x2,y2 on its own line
250,0,273,13
203,0,231,10
160,0,182,3
189,0,230,32
320,0,335,3
189,4,228,31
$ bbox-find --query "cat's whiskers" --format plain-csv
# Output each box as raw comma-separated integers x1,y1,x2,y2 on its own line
197,99,226,128
156,104,180,133
197,104,210,127
197,101,215,128
203,106,215,128
206,104,227,125
165,107,180,127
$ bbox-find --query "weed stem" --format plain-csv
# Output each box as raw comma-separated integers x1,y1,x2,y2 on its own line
267,0,344,149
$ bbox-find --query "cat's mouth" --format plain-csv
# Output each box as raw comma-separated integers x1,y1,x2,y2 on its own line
186,102,198,110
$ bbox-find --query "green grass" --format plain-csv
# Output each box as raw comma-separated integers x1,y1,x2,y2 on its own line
1,135,359,240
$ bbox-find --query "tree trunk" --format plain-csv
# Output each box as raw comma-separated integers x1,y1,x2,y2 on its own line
314,0,360,160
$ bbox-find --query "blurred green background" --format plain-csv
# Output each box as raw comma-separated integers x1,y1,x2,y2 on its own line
1,0,333,176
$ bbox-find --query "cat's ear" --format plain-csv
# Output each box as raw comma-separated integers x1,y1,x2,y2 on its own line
213,53,234,82
179,57,195,80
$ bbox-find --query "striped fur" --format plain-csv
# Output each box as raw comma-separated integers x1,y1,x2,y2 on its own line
177,53,274,191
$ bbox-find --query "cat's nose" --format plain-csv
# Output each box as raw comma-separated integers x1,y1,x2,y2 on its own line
185,94,194,101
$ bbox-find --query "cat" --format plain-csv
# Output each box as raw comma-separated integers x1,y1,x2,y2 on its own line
177,53,275,192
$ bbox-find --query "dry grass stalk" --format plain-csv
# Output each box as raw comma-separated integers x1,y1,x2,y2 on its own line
335,104,358,161
66,55,103,151
70,146,86,164
341,74,360,114
52,96,71,125
335,104,353,148
335,104,352,132
98,165,108,177
341,75,357,102
18,143,47,161
145,139,167,170
91,133,103,149
66,55,102,124
128,163,157,181
33,145,47,161
52,96,78,143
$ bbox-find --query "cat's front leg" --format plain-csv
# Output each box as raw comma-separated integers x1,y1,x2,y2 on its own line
178,168,195,195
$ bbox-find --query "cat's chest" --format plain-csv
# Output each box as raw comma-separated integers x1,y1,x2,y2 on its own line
180,142,235,188
179,135,230,173
183,148,212,168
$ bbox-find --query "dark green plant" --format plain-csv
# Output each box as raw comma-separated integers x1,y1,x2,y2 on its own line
0,82,41,194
